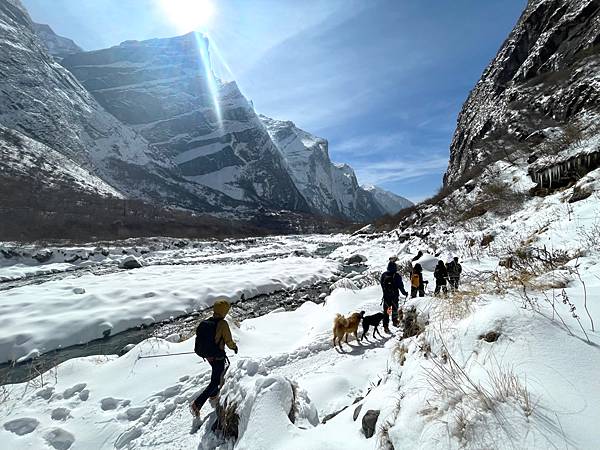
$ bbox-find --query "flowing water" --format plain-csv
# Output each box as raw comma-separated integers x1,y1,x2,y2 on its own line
0,240,367,384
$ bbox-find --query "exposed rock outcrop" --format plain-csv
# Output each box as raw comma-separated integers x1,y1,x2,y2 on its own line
446,0,600,187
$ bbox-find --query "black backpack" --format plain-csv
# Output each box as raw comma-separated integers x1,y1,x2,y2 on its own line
381,272,396,297
194,318,222,358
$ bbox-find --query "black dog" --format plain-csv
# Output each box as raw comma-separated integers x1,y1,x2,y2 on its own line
360,312,385,340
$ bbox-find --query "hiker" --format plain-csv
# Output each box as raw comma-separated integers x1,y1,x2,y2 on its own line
447,256,463,291
190,299,238,417
433,260,448,296
380,258,408,332
411,250,423,262
410,263,427,298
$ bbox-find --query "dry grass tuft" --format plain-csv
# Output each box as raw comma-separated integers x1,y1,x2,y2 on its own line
426,342,537,446
393,344,408,366
430,289,479,322
212,398,240,440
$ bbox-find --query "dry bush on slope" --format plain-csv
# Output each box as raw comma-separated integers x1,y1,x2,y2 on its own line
424,344,537,448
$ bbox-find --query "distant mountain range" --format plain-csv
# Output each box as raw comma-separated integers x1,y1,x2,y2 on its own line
0,0,412,237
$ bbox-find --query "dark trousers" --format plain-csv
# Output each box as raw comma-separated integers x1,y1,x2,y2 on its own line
193,357,227,410
449,277,460,290
434,280,447,296
411,286,425,298
382,298,399,328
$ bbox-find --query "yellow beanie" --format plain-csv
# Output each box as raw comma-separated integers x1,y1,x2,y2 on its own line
213,299,231,318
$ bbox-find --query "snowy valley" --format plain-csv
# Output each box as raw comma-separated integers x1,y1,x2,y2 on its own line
1,0,600,449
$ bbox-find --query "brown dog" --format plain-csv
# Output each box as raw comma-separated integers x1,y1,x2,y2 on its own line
333,311,365,348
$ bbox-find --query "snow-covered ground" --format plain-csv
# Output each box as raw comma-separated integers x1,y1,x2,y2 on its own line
2,169,600,449
0,235,347,364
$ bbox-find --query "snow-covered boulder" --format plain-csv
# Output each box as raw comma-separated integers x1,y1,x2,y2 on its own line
119,256,142,270
344,254,367,265
199,359,318,449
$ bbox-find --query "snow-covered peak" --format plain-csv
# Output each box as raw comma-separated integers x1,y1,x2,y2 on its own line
261,115,387,221
361,184,413,215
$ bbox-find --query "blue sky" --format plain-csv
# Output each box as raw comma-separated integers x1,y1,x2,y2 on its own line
23,0,526,202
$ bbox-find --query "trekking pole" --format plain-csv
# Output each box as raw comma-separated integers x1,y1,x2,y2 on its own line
137,351,196,360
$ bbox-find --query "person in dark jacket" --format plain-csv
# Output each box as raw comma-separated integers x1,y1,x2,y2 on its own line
433,260,448,296
447,257,463,291
410,263,427,298
191,299,238,417
380,259,408,332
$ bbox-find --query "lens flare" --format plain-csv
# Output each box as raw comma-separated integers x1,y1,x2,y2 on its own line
193,32,223,130
159,0,215,33
205,35,235,82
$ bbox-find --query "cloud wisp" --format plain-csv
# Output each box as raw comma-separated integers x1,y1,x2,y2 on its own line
353,156,449,186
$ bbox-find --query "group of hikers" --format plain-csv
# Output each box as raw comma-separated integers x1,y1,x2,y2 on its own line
189,251,463,418
379,252,462,332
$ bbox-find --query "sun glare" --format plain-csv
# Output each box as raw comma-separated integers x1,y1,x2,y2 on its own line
159,0,215,33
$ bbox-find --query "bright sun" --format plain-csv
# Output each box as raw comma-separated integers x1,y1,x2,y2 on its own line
159,0,215,33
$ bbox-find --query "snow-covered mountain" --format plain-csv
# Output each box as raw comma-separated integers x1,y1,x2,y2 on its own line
1,0,411,231
0,0,244,216
361,184,413,215
31,22,82,60
261,115,392,221
61,34,310,213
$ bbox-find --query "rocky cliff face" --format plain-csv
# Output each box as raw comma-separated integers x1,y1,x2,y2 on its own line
446,0,600,187
0,0,241,214
62,34,310,213
32,22,82,60
261,115,396,221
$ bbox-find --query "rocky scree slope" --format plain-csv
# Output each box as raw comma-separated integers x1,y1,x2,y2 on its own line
0,0,242,215
61,34,310,214
446,0,600,192
261,115,411,221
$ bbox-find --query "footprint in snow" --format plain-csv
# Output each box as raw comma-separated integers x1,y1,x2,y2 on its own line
35,387,54,400
44,427,75,450
51,407,71,421
63,383,86,399
100,397,130,411
156,384,181,400
116,407,146,422
3,417,39,435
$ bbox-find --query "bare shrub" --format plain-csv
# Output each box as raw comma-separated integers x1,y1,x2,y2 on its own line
577,216,600,251
426,341,538,446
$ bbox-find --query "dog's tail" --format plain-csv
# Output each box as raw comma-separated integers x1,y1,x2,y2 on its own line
333,313,348,330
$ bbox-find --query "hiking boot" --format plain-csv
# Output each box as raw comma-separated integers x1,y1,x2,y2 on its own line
384,326,391,334
189,402,201,418
392,318,399,327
